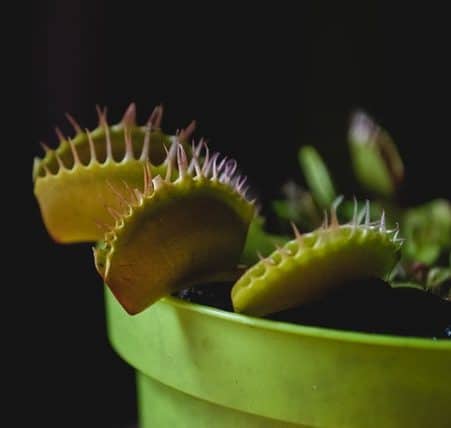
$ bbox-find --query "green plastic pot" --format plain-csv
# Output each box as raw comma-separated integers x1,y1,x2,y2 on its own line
105,289,451,428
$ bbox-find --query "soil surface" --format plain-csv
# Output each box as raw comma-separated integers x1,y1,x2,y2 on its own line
174,278,451,339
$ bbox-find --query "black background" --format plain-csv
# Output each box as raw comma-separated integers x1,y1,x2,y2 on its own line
32,3,449,427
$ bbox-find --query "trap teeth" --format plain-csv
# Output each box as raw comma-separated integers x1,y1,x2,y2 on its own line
232,200,402,317
94,158,256,315
33,104,199,243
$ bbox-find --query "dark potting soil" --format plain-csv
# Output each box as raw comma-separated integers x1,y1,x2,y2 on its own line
174,278,451,339
176,283,235,312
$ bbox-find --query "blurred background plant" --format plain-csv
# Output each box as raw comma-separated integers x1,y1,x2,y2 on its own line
246,111,450,300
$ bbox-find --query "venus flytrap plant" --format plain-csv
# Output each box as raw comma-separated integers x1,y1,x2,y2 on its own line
39,103,451,321
33,103,256,314
348,110,404,199
31,103,451,428
32,103,450,428
232,199,402,316
94,141,256,314
348,112,450,298
33,103,195,243
272,110,450,300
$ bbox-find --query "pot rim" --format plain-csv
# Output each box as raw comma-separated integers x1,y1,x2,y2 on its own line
161,295,451,349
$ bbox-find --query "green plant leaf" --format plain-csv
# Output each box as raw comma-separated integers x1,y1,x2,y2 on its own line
402,199,451,265
298,146,336,209
348,110,404,199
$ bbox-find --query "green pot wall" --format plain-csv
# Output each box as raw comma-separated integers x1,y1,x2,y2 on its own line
105,289,451,428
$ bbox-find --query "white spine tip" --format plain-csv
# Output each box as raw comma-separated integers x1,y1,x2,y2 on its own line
40,142,51,154
179,120,196,141
65,113,83,134
177,144,188,179
122,102,137,128
351,196,358,226
236,175,247,192
212,157,218,180
290,221,303,242
54,127,65,142
364,200,370,226
164,140,178,181
148,104,163,129
380,211,386,232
